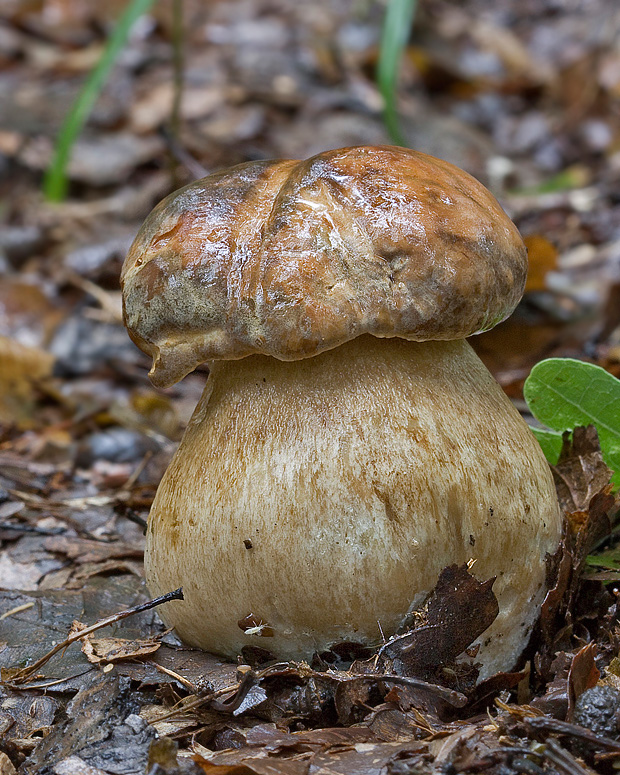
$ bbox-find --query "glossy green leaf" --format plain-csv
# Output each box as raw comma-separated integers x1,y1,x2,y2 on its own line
524,357,620,485
529,427,563,465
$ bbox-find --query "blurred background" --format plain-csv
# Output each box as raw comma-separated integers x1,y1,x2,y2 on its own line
0,0,619,508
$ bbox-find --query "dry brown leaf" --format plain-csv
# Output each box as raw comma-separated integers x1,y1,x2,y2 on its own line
0,752,17,775
80,634,161,665
524,235,558,292
43,535,143,564
193,757,303,775
377,564,498,682
553,426,614,513
567,643,600,720
0,335,54,425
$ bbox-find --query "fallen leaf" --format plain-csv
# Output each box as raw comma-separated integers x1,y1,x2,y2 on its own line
376,564,499,684
0,335,54,426
80,634,161,665
552,426,614,512
43,536,143,564
567,643,600,720
524,234,558,292
0,752,17,775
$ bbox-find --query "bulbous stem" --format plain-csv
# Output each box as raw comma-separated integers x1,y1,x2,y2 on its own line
145,336,561,677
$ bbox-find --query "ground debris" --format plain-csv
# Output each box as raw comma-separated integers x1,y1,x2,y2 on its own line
373,564,498,692
1,0,620,771
22,672,155,775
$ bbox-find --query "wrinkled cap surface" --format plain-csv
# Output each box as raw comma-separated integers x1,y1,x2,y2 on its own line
121,145,527,387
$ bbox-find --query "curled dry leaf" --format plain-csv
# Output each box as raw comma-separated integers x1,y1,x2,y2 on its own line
566,643,600,721
553,425,614,513
524,234,558,293
375,563,499,685
81,634,161,665
536,426,619,679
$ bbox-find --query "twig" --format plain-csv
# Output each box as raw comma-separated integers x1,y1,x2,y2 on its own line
150,663,291,722
334,673,467,708
121,452,153,492
0,602,35,620
209,668,259,713
206,664,468,716
116,504,148,532
154,663,197,692
525,716,620,752
0,522,66,536
3,669,94,691
144,659,469,725
5,588,183,684
149,681,245,723
160,127,208,180
542,738,598,775
64,272,123,322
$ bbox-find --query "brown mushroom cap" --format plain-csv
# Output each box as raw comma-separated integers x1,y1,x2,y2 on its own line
122,146,526,388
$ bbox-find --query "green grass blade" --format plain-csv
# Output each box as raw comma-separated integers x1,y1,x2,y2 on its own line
43,0,158,202
376,0,418,146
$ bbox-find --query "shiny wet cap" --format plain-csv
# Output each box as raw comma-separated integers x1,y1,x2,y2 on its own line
121,146,527,387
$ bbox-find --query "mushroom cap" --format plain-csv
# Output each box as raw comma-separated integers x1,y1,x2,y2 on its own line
122,146,527,388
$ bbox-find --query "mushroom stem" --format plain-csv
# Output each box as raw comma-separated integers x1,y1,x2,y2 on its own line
145,335,561,677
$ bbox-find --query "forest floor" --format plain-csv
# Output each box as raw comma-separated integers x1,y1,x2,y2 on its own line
1,1,620,773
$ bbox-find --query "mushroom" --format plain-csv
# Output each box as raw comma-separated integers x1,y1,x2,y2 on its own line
121,146,562,678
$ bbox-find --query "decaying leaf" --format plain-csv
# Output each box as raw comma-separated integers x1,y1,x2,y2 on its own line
524,234,558,292
567,643,600,721
80,634,161,665
22,672,155,775
538,427,619,661
0,335,54,425
375,564,499,686
553,426,615,513
0,752,17,775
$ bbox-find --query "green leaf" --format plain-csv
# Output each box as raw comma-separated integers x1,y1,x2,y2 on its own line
524,357,620,486
376,0,418,146
529,427,563,465
43,0,158,202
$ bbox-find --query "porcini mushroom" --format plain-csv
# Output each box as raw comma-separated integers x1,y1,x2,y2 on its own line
121,146,562,678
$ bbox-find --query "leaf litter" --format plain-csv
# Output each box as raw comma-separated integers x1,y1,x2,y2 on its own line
2,461,619,775
2,0,620,772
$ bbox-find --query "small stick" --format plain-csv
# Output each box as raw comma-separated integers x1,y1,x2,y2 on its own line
209,669,259,713
333,673,467,708
116,504,148,531
525,716,620,752
3,669,93,691
149,682,243,723
153,663,197,692
6,588,183,684
121,452,153,492
0,522,66,536
0,602,35,620
150,664,291,722
542,738,597,775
